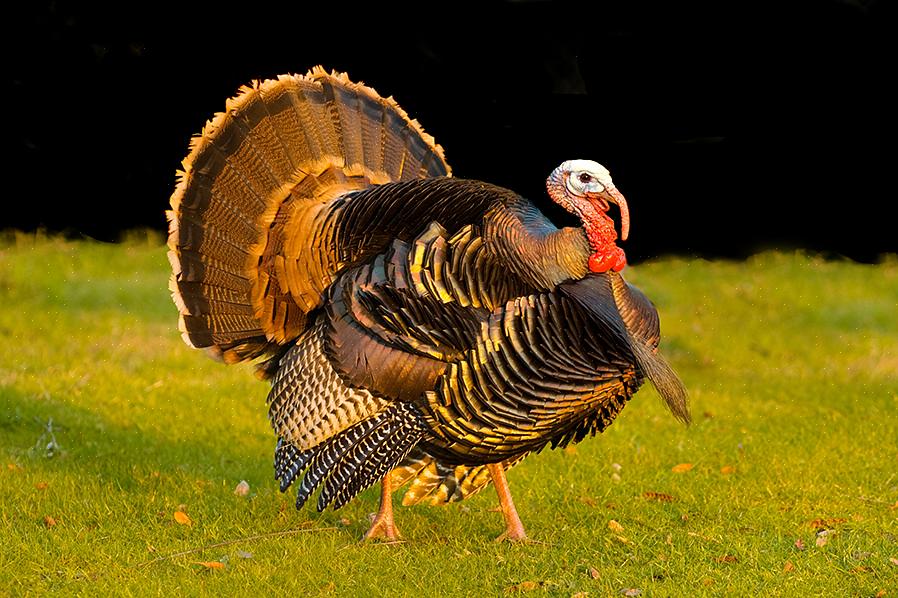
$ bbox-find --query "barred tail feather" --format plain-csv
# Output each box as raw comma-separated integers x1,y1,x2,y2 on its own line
274,437,313,493
284,402,426,511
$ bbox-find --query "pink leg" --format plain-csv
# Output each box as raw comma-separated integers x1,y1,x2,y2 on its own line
488,462,528,542
362,474,401,541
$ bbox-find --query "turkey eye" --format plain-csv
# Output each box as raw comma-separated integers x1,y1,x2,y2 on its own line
578,173,592,184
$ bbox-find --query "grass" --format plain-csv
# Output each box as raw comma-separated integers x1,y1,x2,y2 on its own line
1,232,896,596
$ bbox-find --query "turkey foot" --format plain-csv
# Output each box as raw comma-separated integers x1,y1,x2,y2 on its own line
588,245,627,273
362,474,402,542
488,462,529,542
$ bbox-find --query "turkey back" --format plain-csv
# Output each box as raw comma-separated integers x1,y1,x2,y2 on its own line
167,67,451,365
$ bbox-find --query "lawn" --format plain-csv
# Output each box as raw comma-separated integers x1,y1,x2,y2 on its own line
1,233,896,596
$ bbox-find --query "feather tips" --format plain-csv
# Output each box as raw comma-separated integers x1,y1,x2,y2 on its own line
283,402,426,512
168,68,452,362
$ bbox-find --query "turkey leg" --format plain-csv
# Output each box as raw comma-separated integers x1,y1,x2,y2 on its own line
362,474,401,541
488,462,528,542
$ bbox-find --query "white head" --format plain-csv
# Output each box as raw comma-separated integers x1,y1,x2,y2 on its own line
559,159,615,197
546,159,629,241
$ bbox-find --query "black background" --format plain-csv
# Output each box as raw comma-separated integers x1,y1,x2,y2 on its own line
7,1,895,262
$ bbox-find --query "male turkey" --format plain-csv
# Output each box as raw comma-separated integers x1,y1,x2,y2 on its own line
167,67,689,542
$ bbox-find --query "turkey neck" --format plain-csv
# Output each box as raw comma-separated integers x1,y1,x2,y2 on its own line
484,198,591,289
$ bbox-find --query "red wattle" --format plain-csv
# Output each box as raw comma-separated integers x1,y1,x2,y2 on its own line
588,247,627,273
585,210,626,273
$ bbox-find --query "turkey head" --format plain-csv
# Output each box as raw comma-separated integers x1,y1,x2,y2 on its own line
546,160,630,273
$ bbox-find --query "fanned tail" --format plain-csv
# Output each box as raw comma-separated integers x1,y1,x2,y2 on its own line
167,67,451,367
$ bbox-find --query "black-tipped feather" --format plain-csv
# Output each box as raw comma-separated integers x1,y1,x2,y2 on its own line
326,406,425,510
286,403,426,511
274,437,313,492
294,416,381,509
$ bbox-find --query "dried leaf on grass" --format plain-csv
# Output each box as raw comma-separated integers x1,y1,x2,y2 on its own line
643,491,676,502
43,515,57,528
194,561,225,570
671,463,694,473
809,517,847,529
505,580,541,592
619,589,642,597
34,481,49,490
174,511,192,526
794,538,806,551
783,560,795,572
588,567,600,579
720,465,736,475
608,520,624,533
889,557,898,566
714,555,738,563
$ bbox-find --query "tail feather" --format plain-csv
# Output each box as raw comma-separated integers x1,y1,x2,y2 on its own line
357,89,387,174
321,76,365,168
168,67,452,368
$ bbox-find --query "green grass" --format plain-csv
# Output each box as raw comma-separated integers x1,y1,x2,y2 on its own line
1,233,896,596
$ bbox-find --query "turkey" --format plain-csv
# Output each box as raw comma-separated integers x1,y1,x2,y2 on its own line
167,67,689,542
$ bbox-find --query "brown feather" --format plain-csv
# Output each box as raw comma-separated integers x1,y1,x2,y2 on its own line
168,68,451,365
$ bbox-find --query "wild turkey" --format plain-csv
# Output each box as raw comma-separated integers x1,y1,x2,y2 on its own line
167,67,689,542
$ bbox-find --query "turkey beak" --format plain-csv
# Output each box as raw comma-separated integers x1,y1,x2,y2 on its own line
595,188,630,241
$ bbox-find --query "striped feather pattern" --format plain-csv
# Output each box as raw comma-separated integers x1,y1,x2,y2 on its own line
274,437,313,492
268,318,389,452
288,402,425,511
167,67,452,366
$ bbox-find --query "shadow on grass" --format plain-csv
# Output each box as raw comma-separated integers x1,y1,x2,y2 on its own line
1,383,483,543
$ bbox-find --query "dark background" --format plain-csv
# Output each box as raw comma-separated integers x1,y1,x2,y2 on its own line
7,1,895,263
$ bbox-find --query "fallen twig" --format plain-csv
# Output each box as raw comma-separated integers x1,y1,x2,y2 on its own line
133,526,339,569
